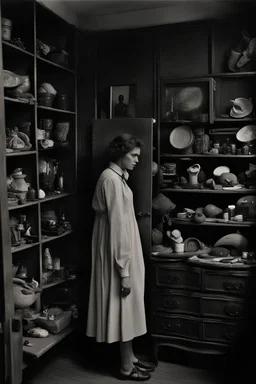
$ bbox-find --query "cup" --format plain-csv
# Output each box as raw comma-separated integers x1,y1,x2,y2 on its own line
174,242,185,253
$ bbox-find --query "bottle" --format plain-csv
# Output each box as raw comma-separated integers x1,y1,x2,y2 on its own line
58,173,64,193
43,248,53,271
225,138,231,154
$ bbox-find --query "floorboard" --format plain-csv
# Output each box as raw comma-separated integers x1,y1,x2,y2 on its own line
21,333,250,384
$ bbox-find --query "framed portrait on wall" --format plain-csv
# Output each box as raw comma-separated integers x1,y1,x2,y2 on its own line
110,84,137,118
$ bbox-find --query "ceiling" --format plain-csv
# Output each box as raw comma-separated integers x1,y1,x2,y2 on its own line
66,0,181,17
38,0,245,31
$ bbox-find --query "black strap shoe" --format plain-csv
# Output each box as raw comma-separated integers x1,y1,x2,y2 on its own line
134,360,156,371
118,366,151,381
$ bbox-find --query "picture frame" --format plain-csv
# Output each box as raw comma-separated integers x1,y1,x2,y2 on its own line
161,77,215,123
109,84,137,119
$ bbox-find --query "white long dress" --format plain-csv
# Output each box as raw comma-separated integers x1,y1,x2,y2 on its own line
86,162,147,343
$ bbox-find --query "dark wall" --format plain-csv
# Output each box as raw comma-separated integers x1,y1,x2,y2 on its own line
76,30,96,332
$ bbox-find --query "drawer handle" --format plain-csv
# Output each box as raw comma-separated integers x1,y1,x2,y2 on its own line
163,299,180,310
162,323,181,332
159,275,180,285
223,281,244,292
224,304,241,317
224,331,235,341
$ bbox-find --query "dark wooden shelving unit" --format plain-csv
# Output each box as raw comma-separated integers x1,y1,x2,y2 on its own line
0,0,78,374
153,12,256,361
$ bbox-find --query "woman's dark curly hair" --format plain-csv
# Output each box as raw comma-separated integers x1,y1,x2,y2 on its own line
107,134,143,162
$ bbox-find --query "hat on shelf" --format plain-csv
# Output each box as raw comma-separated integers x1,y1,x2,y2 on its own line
230,97,253,118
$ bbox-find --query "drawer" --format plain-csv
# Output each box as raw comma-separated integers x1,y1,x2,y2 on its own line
154,266,201,291
153,314,201,340
202,296,246,320
152,290,201,316
203,320,243,344
203,271,249,295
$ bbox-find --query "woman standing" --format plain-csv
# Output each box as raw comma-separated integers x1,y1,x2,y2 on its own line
86,134,155,380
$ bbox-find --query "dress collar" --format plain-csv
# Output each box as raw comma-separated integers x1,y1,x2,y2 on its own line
109,162,129,181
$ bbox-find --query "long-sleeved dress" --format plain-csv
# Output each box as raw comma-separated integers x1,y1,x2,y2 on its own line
86,162,147,343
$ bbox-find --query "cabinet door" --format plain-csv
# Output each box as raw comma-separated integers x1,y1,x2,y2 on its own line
92,118,153,259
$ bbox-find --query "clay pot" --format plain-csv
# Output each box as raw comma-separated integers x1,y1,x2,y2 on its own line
194,212,206,223
13,284,40,309
204,204,223,218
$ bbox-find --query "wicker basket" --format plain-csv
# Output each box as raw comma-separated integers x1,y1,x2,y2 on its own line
152,193,176,218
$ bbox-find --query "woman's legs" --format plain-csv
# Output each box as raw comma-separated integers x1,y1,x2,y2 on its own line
120,340,134,373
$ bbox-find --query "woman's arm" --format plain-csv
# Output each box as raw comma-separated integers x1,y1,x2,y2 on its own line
104,178,131,278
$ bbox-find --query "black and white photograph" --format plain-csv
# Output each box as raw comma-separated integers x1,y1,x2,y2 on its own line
1,1,256,384
110,84,137,118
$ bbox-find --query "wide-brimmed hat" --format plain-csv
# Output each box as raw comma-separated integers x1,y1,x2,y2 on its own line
175,87,204,112
230,97,253,118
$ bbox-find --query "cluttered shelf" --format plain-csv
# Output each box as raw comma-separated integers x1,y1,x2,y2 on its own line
23,326,74,359
37,55,75,74
37,105,76,114
4,96,34,105
6,150,36,157
170,218,256,227
161,187,256,194
2,40,34,57
12,242,40,254
160,153,256,158
39,192,73,203
41,229,75,244
8,201,39,211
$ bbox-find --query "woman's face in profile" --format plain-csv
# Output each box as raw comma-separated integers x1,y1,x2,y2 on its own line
121,147,141,171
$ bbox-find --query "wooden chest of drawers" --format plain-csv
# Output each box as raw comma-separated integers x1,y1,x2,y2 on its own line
150,258,254,356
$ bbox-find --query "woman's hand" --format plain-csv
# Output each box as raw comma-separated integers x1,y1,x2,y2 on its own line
121,276,131,298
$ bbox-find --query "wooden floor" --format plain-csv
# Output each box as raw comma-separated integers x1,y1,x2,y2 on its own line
21,334,250,384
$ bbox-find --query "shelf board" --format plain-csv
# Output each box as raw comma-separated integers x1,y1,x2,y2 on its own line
212,71,256,78
160,120,203,124
160,153,256,158
41,229,74,244
39,192,73,203
215,118,256,122
37,105,76,114
171,218,256,227
23,326,74,359
161,188,256,194
42,279,66,289
2,40,34,57
8,200,39,211
6,150,36,157
12,242,40,253
37,55,75,73
4,96,35,105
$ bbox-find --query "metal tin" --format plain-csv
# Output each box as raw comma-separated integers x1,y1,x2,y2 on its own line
228,205,236,220
242,144,249,155
230,143,236,155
